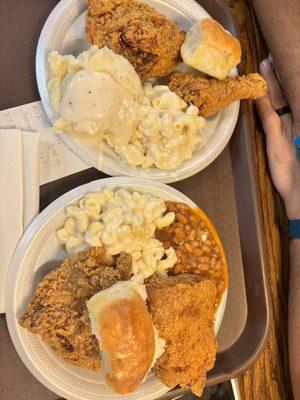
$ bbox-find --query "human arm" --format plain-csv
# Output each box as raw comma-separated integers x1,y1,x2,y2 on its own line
252,0,300,133
255,59,300,399
289,238,300,399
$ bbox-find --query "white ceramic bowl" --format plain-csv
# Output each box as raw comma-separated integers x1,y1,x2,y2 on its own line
36,0,239,183
6,177,227,400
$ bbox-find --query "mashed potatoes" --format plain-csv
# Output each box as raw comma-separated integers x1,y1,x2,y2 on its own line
48,46,206,170
48,46,142,144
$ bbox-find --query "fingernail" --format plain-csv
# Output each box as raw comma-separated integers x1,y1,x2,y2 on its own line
260,59,270,72
268,54,274,64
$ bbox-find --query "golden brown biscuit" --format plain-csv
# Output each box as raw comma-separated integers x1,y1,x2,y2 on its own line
87,281,155,394
181,18,241,79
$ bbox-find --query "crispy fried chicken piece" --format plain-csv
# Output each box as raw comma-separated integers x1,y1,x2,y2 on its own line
168,72,267,116
19,247,132,371
146,274,217,397
86,0,185,80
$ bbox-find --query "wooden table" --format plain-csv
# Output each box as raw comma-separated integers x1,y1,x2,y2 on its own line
0,1,292,399
224,1,293,399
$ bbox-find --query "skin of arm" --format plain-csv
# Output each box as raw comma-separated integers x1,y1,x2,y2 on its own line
289,239,300,399
256,59,300,399
252,0,300,133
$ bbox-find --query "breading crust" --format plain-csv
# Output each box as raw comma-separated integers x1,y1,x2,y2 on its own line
168,72,267,116
146,274,217,396
19,247,132,371
87,0,185,80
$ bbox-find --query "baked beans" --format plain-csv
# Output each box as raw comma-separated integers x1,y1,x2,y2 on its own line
155,201,227,304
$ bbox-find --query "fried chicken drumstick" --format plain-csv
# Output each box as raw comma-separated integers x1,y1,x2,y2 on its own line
86,0,185,80
168,72,267,116
146,274,217,396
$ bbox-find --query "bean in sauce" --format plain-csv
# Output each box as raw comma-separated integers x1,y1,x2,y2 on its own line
155,201,227,305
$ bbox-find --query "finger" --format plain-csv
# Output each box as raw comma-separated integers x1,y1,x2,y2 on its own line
255,93,282,136
260,59,287,110
268,54,274,64
256,89,295,153
267,55,296,138
268,54,283,86
255,94,295,172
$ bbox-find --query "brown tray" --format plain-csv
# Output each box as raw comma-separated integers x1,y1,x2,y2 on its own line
0,0,271,399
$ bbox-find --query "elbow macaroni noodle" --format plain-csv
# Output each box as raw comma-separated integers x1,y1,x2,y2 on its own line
48,47,206,171
56,189,177,279
105,83,206,170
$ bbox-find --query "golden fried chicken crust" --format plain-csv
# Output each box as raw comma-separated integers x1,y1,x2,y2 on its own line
19,247,132,371
168,72,267,116
146,274,217,396
86,0,185,80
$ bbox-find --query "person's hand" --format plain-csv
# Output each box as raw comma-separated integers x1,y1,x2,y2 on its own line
255,58,300,220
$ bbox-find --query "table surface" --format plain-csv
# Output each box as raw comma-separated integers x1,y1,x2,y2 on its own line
0,0,292,399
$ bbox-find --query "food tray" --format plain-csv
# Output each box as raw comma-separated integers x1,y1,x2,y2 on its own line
0,0,271,399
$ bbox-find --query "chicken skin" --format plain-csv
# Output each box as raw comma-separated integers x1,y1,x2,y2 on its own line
168,72,267,116
19,247,132,371
146,274,217,396
86,0,185,80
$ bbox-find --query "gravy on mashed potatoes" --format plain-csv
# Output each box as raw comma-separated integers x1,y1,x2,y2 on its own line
48,46,206,170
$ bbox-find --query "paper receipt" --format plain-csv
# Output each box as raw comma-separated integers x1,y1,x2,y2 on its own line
0,101,88,185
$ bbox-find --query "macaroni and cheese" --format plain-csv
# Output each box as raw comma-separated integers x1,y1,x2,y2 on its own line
56,189,177,279
48,46,206,171
105,83,206,170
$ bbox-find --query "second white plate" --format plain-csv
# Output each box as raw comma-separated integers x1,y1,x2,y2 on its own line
36,0,239,183
6,177,227,400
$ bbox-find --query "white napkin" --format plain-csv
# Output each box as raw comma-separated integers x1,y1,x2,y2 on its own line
0,129,40,313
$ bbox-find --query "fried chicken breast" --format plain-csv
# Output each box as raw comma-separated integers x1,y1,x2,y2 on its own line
86,0,185,80
19,247,132,371
168,72,267,116
146,274,217,396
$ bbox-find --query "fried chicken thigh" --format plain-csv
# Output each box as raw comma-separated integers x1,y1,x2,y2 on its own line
146,274,217,396
168,72,267,116
19,247,132,371
86,0,185,80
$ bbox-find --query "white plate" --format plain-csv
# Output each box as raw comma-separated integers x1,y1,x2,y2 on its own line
6,177,227,400
36,0,239,183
